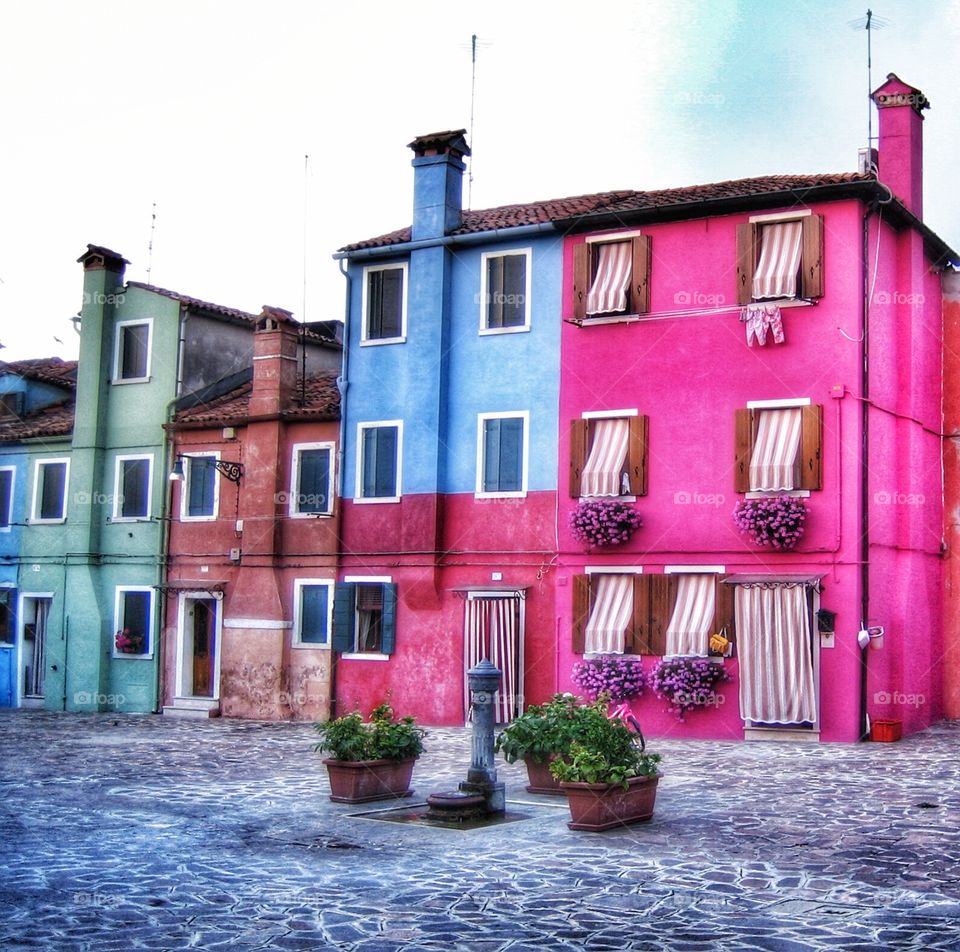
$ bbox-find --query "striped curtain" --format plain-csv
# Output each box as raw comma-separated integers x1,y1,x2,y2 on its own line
749,408,802,491
586,242,631,315
584,575,633,654
28,600,48,697
665,575,715,657
464,596,521,724
752,220,803,300
581,418,629,497
736,583,816,724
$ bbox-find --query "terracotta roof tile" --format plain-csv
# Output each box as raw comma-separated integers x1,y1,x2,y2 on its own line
0,399,74,442
126,282,258,322
0,358,78,389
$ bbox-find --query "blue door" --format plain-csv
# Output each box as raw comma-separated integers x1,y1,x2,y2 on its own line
0,590,14,707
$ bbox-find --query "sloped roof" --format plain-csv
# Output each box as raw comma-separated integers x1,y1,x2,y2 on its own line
0,358,78,389
173,371,340,427
0,399,74,442
126,282,258,323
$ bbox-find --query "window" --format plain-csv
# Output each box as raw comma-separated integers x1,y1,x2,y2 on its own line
569,413,648,497
736,213,823,304
333,580,397,657
480,250,531,333
362,263,407,343
477,412,528,497
293,579,334,647
31,458,69,522
0,467,13,530
734,402,822,493
356,422,401,502
114,455,152,520
114,586,153,657
572,572,734,656
290,443,333,517
572,234,651,320
181,454,219,521
0,393,24,419
113,320,152,382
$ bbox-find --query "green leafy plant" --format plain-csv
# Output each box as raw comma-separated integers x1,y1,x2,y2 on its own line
496,693,596,765
313,703,425,762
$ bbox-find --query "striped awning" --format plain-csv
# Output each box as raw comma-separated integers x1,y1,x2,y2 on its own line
749,408,802,492
664,575,715,657
586,242,631,315
752,220,803,300
581,418,629,496
584,574,633,654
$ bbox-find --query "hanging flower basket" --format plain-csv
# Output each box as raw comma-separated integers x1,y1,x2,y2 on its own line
571,656,646,702
732,495,807,550
570,500,641,548
114,628,144,654
649,657,730,721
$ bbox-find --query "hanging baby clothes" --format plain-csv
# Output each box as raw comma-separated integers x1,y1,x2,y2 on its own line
740,304,785,346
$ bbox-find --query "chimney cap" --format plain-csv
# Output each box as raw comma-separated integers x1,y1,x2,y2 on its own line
256,305,296,332
76,244,130,269
871,73,930,114
408,129,471,160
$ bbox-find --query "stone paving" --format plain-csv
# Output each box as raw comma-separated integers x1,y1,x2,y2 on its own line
1,712,959,951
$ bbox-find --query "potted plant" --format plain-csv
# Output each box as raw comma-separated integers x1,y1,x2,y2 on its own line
549,701,662,831
570,499,642,548
571,656,646,701
313,702,426,803
732,495,807,550
649,656,731,720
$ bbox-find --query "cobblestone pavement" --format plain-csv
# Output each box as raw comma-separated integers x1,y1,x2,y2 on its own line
1,712,959,951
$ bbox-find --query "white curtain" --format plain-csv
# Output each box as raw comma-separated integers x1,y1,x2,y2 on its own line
464,596,521,724
665,575,715,657
584,575,633,655
753,220,803,300
28,600,48,697
581,418,629,497
750,408,802,491
586,242,631,315
736,584,816,724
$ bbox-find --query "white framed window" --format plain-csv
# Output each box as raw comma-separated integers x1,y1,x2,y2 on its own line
361,263,407,345
572,231,651,321
112,319,153,383
113,586,154,658
735,399,821,495
356,421,402,503
479,249,531,334
334,575,396,660
113,454,153,521
476,411,528,498
737,210,823,305
0,466,14,531
293,579,335,647
180,453,220,521
30,458,70,523
570,409,647,498
289,442,334,517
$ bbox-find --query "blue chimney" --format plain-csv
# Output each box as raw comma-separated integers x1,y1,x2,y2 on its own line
408,129,471,241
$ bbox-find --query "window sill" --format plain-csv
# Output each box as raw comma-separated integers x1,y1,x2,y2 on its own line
341,652,390,662
110,516,152,523
360,337,406,347
353,496,401,505
293,641,330,650
744,490,811,499
289,511,334,519
475,491,527,500
578,494,637,503
112,652,154,660
181,514,218,523
579,314,642,327
479,324,531,336
28,518,66,525
111,376,152,385
747,298,816,309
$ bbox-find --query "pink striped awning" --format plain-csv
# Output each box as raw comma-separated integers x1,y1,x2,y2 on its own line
749,408,802,492
584,574,633,654
664,575,715,657
581,418,629,496
752,220,803,300
586,242,631,315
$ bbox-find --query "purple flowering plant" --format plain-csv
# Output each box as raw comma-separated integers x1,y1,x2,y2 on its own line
570,500,641,548
571,656,646,702
732,495,807,550
649,657,730,720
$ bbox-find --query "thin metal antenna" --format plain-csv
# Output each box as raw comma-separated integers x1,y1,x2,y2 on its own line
301,154,309,408
848,9,889,155
146,201,157,284
464,34,492,209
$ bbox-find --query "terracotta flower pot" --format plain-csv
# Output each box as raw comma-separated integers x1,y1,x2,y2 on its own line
523,754,565,796
560,773,661,831
323,757,417,803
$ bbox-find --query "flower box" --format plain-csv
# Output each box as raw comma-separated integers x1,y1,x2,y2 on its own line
323,757,417,803
560,773,661,831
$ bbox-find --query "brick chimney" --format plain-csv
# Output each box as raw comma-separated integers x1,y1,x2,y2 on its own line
871,73,929,219
408,129,471,241
248,306,299,418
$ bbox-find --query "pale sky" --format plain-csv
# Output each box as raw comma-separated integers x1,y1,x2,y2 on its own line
2,0,958,360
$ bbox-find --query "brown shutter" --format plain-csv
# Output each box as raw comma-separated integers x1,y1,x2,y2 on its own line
735,223,758,306
569,419,589,498
801,214,824,299
799,404,823,490
626,415,648,496
647,575,675,657
713,576,736,642
572,243,590,321
631,235,652,315
734,408,754,493
631,575,651,654
572,575,590,653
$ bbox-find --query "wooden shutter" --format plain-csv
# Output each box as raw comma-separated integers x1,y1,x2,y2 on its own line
631,575,652,654
631,235,652,315
713,577,736,642
569,419,589,498
734,408,754,493
799,404,823,491
571,575,590,653
647,575,675,657
572,243,590,321
801,214,824,299
332,583,356,653
626,415,648,496
735,223,757,306
380,583,398,655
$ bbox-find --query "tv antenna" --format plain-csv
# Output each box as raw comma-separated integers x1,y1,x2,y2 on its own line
848,9,890,160
464,33,493,209
146,201,158,284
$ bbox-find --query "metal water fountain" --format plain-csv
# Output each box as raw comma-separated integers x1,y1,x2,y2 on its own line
425,659,505,821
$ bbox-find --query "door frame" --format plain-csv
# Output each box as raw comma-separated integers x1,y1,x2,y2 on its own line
16,592,54,708
174,592,223,701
